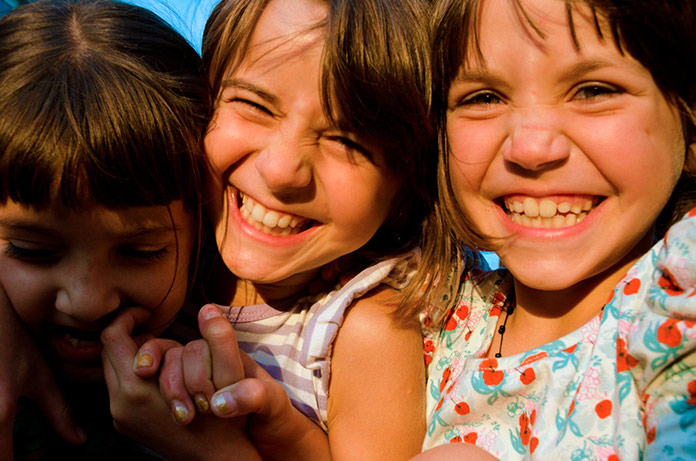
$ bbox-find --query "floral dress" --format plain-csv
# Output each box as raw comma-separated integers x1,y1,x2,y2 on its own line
422,209,696,460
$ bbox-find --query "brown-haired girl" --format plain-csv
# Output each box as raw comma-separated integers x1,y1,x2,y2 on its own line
0,0,208,457
104,0,435,459
415,0,696,459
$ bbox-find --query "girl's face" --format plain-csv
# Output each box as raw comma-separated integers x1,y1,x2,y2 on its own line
0,200,194,382
205,0,400,288
446,0,690,292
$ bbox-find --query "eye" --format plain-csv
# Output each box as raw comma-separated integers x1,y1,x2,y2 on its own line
225,97,274,117
323,135,374,163
4,241,61,263
118,246,169,263
457,90,504,108
572,83,622,101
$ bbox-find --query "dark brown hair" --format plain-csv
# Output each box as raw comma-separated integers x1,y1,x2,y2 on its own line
202,0,436,261
0,0,210,294
410,0,696,319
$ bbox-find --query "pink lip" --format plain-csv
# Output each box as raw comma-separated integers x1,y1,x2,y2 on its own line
227,188,320,246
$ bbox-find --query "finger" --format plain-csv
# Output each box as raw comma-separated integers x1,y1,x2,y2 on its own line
101,307,151,387
181,339,215,413
132,337,183,379
158,346,195,426
198,304,245,388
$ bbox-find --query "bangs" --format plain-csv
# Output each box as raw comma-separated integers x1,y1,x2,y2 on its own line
0,47,204,210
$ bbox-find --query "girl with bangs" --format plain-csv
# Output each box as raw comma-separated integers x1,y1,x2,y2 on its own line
0,0,209,457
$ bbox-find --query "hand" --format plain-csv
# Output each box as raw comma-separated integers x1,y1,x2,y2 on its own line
0,286,85,457
102,307,261,460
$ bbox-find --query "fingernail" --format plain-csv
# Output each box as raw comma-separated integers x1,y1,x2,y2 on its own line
134,352,154,369
171,400,189,424
212,392,236,416
194,394,210,413
201,305,222,320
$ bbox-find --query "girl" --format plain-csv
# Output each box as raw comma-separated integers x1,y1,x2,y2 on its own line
415,0,696,459
104,0,435,459
0,0,209,457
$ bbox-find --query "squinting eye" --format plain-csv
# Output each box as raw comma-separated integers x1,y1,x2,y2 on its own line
119,246,169,262
4,241,61,263
458,91,503,107
325,136,374,162
229,98,273,116
572,84,621,101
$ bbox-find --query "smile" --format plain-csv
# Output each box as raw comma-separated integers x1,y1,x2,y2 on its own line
502,196,602,228
238,192,314,236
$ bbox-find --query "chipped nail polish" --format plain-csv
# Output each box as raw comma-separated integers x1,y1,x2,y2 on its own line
212,392,236,415
195,394,210,413
135,353,154,369
171,400,189,424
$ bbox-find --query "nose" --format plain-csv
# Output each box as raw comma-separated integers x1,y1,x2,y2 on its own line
54,258,121,323
501,108,570,172
255,131,313,194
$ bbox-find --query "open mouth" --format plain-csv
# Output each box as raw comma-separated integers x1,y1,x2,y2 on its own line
55,326,101,348
237,191,315,236
500,196,603,228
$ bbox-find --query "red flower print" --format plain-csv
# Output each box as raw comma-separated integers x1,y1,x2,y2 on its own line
647,426,656,444
435,397,444,411
616,337,638,372
424,339,434,353
479,357,504,386
424,354,432,367
455,402,470,415
449,435,462,443
444,315,457,331
520,368,536,385
562,344,578,354
687,379,696,406
658,268,684,296
595,399,612,419
624,278,641,295
657,319,683,347
530,437,539,454
455,304,469,320
519,413,532,446
463,432,478,444
465,330,473,341
422,315,433,328
439,368,451,393
689,206,696,217
567,400,575,417
608,455,619,461
530,409,536,426
521,352,549,366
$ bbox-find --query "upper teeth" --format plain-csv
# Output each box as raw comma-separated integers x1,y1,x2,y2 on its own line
240,193,307,236
504,197,596,228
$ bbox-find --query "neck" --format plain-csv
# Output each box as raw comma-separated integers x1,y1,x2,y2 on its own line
501,234,651,356
206,258,321,308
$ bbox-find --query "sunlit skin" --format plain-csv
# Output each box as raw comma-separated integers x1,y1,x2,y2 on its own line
204,0,401,305
446,0,689,350
0,200,194,381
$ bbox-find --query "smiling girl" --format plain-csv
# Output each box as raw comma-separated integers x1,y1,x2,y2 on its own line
0,0,208,457
103,0,434,459
415,0,696,459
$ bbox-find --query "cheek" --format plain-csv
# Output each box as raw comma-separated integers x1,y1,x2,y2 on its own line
0,264,51,326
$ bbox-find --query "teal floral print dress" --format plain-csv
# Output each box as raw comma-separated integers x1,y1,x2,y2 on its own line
422,209,696,459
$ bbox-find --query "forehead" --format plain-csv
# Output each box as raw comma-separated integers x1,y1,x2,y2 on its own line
237,0,326,73
465,0,616,67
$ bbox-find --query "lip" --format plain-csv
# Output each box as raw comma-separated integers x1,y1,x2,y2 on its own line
227,187,321,246
48,326,103,364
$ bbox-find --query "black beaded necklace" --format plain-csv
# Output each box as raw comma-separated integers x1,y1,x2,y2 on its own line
495,291,515,358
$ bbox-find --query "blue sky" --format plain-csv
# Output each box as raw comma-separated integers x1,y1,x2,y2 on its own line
123,0,217,52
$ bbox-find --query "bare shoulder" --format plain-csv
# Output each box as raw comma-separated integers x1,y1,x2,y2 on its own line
340,284,420,337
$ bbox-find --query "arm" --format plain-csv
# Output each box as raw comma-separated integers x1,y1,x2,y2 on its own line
0,285,84,457
326,286,426,461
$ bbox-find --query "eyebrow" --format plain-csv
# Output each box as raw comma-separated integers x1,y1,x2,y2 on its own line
220,78,279,106
0,218,178,239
